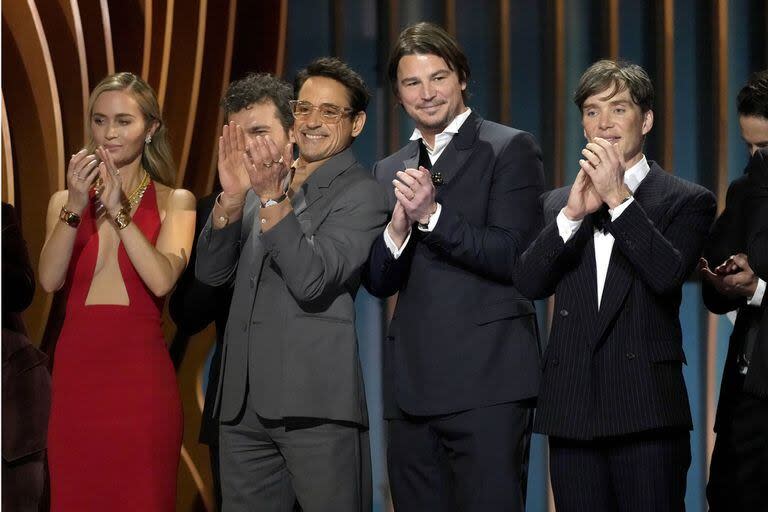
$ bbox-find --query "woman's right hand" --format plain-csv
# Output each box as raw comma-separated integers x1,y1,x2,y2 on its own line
217,122,252,200
65,148,100,212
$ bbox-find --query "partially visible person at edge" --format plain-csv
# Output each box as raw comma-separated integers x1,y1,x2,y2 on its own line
169,72,295,509
700,69,768,511
39,72,195,511
3,201,51,512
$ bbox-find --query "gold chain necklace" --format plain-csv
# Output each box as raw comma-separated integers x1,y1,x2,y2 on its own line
125,170,151,210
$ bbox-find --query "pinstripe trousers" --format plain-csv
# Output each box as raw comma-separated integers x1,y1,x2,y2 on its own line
548,429,690,512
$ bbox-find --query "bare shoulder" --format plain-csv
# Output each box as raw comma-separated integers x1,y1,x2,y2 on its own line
48,190,69,212
154,182,196,213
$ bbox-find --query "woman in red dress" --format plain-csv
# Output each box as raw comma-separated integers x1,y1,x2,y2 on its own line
39,72,195,511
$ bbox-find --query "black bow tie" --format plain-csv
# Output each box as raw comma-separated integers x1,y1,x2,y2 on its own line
592,204,611,233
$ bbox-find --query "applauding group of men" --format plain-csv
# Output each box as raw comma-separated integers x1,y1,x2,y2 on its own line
170,21,768,512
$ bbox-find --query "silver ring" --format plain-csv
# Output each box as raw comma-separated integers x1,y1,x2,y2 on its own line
263,161,273,168
115,168,121,176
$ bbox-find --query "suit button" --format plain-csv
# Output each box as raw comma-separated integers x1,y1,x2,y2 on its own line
626,352,636,360
559,309,569,317
551,358,560,366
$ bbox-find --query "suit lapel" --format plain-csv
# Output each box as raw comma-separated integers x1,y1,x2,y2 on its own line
431,112,481,185
592,164,665,343
402,141,419,171
293,148,357,228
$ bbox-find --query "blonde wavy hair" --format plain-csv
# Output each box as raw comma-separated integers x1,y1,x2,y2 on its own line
85,72,176,186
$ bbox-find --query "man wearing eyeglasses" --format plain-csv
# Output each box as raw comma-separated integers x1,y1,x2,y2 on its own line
196,57,388,511
364,22,544,511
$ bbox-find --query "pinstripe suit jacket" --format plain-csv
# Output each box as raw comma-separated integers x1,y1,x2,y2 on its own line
517,162,716,439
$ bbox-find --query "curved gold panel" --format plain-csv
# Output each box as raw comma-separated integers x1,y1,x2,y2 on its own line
36,0,89,156
2,95,14,205
79,0,114,85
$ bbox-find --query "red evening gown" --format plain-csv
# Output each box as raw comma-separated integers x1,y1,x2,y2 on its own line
47,182,182,511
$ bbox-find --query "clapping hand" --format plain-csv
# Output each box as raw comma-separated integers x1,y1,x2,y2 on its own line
242,135,293,200
66,149,100,212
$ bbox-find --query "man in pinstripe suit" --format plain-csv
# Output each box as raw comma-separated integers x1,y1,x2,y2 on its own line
517,60,716,511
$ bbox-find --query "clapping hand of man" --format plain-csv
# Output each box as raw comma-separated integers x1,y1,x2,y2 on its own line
699,253,759,299
242,135,293,201
580,137,633,209
218,123,253,203
564,169,604,221
388,166,437,246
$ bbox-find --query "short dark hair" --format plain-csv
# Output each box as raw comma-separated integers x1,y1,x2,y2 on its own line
574,59,654,113
294,57,370,114
221,72,294,130
737,70,768,119
387,22,471,101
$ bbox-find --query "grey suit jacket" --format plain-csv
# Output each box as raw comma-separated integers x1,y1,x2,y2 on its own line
196,149,388,427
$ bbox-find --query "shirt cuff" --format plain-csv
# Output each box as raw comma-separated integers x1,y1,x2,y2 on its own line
417,203,442,232
557,208,583,243
383,223,412,259
747,278,766,307
609,197,635,220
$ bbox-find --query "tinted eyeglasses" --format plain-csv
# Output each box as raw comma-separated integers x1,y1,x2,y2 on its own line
289,100,354,123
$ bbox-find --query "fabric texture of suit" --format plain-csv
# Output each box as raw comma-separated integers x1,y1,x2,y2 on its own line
365,112,544,511
704,148,768,510
195,148,388,510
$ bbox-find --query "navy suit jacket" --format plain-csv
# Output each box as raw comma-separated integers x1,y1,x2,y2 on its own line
517,162,716,439
365,112,545,418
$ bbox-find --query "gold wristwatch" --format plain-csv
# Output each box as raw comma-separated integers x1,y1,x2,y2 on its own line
59,206,82,228
113,208,131,230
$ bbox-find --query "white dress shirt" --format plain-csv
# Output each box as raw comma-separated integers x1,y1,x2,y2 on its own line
384,108,473,257
556,156,650,309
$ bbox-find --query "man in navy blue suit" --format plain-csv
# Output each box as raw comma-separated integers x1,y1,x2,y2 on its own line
365,22,544,512
516,60,716,511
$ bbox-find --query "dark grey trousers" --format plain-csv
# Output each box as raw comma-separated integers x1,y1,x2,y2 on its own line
220,404,371,512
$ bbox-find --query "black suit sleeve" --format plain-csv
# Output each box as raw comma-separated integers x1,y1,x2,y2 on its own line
2,203,35,314
702,179,748,314
421,131,544,283
609,187,716,296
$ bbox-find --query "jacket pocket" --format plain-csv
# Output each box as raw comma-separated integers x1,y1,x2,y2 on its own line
475,298,536,325
647,339,687,364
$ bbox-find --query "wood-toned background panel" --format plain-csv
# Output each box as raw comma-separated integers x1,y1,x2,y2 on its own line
2,96,15,205
107,0,147,75
2,0,65,344
36,0,89,156
181,0,238,197
162,0,206,185
78,0,115,85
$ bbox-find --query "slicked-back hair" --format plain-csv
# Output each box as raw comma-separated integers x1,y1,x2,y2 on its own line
737,70,768,119
221,72,294,130
294,57,370,114
387,22,471,101
574,59,654,113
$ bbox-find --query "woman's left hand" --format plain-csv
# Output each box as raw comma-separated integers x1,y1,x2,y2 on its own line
96,146,123,215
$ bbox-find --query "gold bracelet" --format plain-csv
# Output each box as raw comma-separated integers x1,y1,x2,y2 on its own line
112,208,131,230
59,206,81,228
